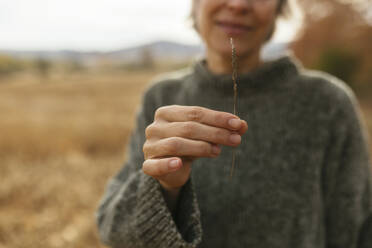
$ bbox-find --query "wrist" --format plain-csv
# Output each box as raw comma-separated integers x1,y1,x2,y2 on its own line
159,181,182,214
159,181,182,196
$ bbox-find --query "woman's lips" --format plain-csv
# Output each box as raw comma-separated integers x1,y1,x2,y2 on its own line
216,21,253,36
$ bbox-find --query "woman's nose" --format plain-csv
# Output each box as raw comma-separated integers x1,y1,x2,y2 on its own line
226,0,252,13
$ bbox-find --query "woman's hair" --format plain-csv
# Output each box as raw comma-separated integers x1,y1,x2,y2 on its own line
190,0,297,41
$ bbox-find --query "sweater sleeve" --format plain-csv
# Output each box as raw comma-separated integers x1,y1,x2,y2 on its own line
321,89,372,248
95,88,203,248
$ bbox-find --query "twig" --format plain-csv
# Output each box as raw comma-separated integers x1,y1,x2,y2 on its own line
230,38,238,179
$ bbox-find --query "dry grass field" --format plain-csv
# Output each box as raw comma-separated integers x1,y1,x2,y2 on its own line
0,70,371,248
0,70,158,248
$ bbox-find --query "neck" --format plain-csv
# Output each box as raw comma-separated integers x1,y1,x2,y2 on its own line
206,48,262,75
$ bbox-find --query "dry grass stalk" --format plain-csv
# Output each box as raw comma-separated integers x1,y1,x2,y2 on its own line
230,37,238,179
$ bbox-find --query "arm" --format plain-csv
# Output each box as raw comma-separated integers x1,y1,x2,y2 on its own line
95,96,203,248
322,90,372,248
161,186,182,216
96,84,248,247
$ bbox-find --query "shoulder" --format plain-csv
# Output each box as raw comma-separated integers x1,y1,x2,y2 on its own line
294,67,357,111
292,67,363,128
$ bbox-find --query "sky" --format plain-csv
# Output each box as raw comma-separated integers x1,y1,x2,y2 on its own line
0,0,298,51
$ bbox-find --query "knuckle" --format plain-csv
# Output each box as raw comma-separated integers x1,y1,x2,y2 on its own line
145,123,157,139
154,106,168,120
165,137,180,154
180,122,195,137
142,141,152,159
145,125,152,139
201,142,213,156
188,106,203,122
142,143,148,158
142,161,151,175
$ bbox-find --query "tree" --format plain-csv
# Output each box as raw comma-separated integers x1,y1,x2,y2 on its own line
34,58,52,83
291,0,372,87
0,55,24,78
139,46,155,69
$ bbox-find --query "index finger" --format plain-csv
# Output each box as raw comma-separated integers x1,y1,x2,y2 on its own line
155,105,245,131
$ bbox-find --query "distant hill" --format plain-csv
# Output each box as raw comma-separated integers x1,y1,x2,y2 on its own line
0,40,288,66
105,41,204,63
0,41,204,66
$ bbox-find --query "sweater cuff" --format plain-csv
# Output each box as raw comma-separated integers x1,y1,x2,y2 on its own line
134,173,202,247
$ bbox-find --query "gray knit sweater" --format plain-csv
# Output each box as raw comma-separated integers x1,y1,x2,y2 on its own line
96,56,372,248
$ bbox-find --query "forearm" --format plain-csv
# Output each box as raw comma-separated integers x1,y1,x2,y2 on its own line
97,172,202,248
160,183,181,216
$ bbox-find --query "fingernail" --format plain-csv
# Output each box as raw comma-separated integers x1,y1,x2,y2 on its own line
212,145,221,155
228,119,241,129
169,159,180,169
229,134,241,144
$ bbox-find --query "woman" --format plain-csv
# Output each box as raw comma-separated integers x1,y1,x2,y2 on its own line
97,0,372,247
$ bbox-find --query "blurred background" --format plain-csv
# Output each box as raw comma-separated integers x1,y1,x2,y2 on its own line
0,0,371,247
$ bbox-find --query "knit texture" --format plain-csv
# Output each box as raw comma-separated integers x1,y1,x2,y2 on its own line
96,56,372,248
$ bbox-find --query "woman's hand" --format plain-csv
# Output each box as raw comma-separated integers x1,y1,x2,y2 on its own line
142,105,248,192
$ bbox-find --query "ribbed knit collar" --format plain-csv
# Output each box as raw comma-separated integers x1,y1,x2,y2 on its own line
192,55,300,91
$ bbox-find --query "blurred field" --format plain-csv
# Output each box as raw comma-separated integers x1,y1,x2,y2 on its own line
0,70,158,248
0,70,372,248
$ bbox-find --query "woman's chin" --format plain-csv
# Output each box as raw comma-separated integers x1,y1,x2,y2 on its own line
212,45,257,60
208,42,237,57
